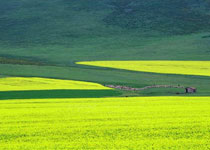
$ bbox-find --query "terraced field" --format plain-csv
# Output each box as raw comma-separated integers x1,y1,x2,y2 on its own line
1,97,210,150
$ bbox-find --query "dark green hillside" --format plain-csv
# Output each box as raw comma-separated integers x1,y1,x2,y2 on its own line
1,0,210,44
105,0,210,34
0,0,210,96
1,0,210,62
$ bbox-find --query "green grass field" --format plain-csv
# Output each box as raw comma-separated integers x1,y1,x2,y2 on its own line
0,90,121,100
0,0,210,97
1,97,210,150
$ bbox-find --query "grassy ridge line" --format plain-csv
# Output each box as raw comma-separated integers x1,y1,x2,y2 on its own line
77,61,210,77
1,96,210,150
1,33,210,64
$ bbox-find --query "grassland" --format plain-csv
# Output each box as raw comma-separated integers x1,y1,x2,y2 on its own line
1,96,210,150
0,32,210,96
0,0,210,96
0,90,121,100
77,61,210,77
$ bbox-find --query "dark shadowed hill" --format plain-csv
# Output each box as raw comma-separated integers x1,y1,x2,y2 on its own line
1,0,210,45
104,0,210,34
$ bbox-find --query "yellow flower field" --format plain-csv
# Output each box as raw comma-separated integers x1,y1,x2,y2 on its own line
0,77,111,91
1,96,210,150
77,61,210,77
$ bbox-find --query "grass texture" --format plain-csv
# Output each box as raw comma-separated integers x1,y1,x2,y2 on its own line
0,96,210,150
77,61,210,77
0,90,121,100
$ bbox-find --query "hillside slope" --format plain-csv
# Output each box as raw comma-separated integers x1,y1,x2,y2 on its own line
0,0,210,62
0,0,210,96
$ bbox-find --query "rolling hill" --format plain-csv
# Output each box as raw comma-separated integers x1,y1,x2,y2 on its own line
1,1,210,150
0,0,210,96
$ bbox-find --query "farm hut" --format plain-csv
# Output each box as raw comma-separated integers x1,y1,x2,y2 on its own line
185,87,196,93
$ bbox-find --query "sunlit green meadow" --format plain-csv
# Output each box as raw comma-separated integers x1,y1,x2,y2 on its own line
1,97,210,150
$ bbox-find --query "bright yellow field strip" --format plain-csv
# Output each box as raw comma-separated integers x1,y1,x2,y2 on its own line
0,77,111,91
77,61,210,77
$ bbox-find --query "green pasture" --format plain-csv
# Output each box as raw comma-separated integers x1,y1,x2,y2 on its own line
0,90,121,100
0,97,210,150
0,0,210,96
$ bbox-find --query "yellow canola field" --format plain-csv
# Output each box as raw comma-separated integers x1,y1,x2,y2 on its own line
0,77,111,91
77,61,210,77
1,96,210,150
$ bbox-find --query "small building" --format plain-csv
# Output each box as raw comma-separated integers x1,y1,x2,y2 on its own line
185,87,196,93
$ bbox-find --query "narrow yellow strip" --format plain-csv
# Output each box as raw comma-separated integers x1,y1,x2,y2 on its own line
77,61,210,77
0,77,111,91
